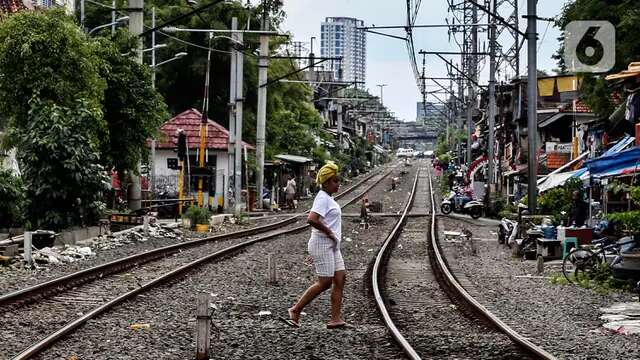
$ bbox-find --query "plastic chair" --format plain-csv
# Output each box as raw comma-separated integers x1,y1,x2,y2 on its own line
562,237,579,259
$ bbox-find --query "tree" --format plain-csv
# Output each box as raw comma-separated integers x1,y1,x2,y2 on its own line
0,9,105,135
11,100,109,231
92,35,169,176
0,169,24,229
555,0,640,117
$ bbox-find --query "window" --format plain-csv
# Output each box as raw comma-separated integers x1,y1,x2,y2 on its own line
336,41,341,47
335,33,341,40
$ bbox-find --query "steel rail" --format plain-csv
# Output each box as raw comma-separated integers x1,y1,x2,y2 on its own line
10,166,396,360
371,170,421,360
425,168,556,360
0,166,388,308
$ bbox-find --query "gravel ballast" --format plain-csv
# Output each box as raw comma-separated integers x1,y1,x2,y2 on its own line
33,164,418,360
435,191,640,357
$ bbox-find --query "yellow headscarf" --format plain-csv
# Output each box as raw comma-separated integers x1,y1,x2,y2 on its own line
316,161,339,185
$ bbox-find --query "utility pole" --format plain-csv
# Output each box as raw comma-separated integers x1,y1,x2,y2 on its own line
112,0,116,36
487,0,497,195
226,18,238,212
234,25,244,216
81,0,85,31
255,9,270,210
377,84,387,106
198,33,213,208
337,103,343,150
526,0,537,213
128,0,143,211
466,3,478,167
151,7,156,88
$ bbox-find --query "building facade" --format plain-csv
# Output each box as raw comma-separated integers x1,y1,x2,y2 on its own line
320,17,366,83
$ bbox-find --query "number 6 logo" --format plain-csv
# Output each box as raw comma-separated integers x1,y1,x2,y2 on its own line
565,21,615,73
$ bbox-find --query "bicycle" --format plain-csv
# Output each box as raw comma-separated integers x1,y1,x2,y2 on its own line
562,236,636,284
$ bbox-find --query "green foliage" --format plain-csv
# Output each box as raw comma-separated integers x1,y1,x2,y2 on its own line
606,186,640,233
0,169,24,228
0,9,105,136
92,36,169,175
549,273,570,285
555,1,640,117
141,1,323,163
607,211,640,233
435,134,449,157
538,187,571,222
498,202,518,220
538,177,583,222
184,205,211,225
606,179,631,196
12,100,109,230
440,171,452,194
629,186,640,206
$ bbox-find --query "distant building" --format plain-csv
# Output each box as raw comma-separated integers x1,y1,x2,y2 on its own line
416,101,445,131
320,17,366,83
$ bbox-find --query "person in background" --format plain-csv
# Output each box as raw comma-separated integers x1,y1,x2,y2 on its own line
285,174,297,210
288,161,347,329
569,190,588,227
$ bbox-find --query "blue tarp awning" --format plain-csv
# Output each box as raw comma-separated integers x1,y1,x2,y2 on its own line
583,146,640,178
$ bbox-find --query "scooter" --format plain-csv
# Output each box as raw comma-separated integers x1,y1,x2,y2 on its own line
440,188,483,219
498,217,519,246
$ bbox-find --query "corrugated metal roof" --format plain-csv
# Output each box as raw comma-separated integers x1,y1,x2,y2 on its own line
274,154,313,164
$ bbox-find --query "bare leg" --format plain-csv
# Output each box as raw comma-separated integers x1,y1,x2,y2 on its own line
328,270,346,325
290,277,333,324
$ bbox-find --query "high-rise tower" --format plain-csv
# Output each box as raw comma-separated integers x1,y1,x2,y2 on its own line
320,17,366,83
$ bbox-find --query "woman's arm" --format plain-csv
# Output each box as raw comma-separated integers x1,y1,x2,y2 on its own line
308,211,338,243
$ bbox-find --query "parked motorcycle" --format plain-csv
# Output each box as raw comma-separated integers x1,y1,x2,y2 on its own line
498,217,519,246
440,187,483,219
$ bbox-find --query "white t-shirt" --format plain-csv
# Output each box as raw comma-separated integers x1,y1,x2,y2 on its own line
286,179,296,194
310,190,342,242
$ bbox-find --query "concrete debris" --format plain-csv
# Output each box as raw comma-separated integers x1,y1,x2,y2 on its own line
90,223,181,251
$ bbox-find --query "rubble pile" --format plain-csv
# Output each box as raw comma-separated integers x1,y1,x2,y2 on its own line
89,223,182,250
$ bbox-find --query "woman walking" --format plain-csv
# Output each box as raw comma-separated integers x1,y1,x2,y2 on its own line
287,161,347,329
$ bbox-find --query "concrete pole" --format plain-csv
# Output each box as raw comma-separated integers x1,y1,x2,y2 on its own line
80,0,85,31
226,18,237,212
255,18,270,209
526,0,538,213
128,0,143,211
151,7,156,89
467,3,478,168
149,8,156,197
487,0,497,192
112,0,116,36
337,103,343,150
234,28,244,216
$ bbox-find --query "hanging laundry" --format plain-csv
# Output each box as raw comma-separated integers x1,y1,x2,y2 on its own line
625,93,640,123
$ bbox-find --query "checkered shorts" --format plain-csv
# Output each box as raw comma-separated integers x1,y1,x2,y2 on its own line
308,235,345,277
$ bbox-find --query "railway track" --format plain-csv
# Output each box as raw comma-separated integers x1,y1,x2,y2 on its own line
2,164,396,360
370,165,556,359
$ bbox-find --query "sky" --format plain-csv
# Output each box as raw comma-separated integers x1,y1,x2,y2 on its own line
282,0,571,122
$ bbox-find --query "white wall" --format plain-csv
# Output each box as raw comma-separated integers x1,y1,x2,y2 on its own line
153,149,228,208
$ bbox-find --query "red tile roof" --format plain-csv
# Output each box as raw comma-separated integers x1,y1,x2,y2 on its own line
0,0,26,13
154,108,254,150
559,98,592,113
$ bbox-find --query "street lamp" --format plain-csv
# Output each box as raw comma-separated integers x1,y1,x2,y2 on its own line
88,16,129,36
150,52,187,88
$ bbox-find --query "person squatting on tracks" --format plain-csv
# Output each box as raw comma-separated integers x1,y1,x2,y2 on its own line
287,161,348,329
